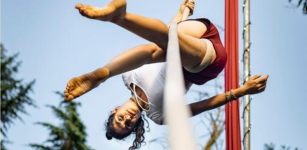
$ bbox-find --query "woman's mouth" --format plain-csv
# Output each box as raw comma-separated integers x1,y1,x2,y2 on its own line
127,109,136,116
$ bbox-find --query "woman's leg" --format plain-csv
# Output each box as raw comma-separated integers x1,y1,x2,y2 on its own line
65,0,215,100
64,21,210,101
105,43,165,77
64,43,165,101
75,0,210,69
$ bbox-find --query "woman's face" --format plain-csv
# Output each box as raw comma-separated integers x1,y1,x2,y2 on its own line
112,99,141,134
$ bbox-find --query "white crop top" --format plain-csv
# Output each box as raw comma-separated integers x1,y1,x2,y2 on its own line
122,63,166,125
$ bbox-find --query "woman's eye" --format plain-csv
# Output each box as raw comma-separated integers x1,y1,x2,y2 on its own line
118,116,123,121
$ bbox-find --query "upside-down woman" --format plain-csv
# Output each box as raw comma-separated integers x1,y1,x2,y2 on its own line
64,0,269,149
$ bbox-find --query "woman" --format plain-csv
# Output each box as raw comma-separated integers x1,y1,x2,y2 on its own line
64,0,269,149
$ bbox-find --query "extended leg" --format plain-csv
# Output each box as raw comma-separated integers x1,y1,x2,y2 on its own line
104,43,165,77
64,43,165,101
75,0,210,68
66,0,216,101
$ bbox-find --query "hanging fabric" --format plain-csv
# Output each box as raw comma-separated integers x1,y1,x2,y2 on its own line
224,0,242,150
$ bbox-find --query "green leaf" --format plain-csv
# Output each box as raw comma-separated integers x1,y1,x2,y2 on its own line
298,0,303,7
29,144,53,150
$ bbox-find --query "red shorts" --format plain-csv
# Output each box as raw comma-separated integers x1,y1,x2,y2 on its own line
181,18,227,85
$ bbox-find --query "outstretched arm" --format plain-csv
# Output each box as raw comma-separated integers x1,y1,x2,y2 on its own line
168,0,195,25
189,75,269,117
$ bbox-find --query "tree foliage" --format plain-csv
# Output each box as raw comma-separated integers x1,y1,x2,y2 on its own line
264,143,276,150
264,143,301,150
288,0,307,14
29,92,92,150
1,44,36,149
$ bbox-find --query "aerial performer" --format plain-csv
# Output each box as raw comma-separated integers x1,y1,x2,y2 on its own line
64,0,269,149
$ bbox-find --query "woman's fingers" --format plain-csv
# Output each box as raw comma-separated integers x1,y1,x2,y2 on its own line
258,85,266,92
250,74,261,80
186,1,195,8
182,0,189,5
256,75,269,83
186,1,195,16
186,3,194,9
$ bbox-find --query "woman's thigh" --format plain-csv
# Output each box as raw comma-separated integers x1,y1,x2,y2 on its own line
177,20,209,69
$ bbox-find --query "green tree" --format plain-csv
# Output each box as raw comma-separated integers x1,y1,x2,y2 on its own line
1,44,36,149
264,143,275,150
288,0,307,14
264,143,301,150
29,92,92,150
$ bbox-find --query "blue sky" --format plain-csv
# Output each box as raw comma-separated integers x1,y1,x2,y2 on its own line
2,0,307,150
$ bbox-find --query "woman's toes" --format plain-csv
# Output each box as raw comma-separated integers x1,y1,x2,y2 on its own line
66,86,70,91
64,93,69,98
83,10,90,15
79,8,86,14
88,13,95,18
75,3,83,9
65,95,74,101
84,5,93,10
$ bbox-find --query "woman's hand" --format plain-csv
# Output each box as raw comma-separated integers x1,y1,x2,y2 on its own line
242,75,269,95
180,0,195,16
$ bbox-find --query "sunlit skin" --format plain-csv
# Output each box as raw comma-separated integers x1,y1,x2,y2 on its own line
110,74,269,134
111,80,190,134
64,0,269,135
64,0,205,101
111,83,152,134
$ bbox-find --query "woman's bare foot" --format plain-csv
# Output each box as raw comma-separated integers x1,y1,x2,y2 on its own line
64,68,109,101
75,0,126,22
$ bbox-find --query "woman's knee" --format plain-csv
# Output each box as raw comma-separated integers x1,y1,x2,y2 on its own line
140,43,163,54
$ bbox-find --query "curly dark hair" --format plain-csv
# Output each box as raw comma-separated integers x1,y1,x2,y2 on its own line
105,113,149,150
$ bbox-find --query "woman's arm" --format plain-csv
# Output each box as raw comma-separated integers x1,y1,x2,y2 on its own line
189,75,269,117
168,0,195,25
